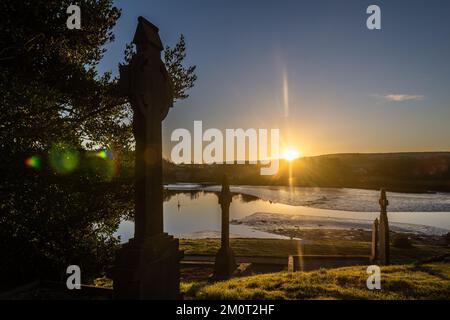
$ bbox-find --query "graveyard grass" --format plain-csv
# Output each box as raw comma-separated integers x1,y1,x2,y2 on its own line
93,238,450,299
179,238,450,300
181,262,450,300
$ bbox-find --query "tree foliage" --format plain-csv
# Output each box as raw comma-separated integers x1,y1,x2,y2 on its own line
0,0,196,288
164,35,197,101
0,0,124,288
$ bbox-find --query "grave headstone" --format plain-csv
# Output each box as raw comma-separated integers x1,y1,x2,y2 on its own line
288,255,303,272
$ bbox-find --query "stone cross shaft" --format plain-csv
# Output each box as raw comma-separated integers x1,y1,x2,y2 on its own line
219,175,232,249
213,175,237,280
378,189,390,265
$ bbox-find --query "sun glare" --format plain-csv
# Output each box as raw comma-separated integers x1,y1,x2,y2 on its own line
282,147,301,161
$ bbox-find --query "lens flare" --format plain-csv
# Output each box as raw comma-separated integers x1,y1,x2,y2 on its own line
90,148,116,180
25,155,41,169
95,149,113,160
49,143,79,174
96,150,107,159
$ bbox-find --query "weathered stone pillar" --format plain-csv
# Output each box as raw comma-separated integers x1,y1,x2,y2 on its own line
370,218,379,263
114,17,182,299
213,176,237,280
378,189,390,265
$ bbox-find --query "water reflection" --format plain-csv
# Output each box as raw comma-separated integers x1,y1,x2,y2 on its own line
117,190,291,242
116,189,450,242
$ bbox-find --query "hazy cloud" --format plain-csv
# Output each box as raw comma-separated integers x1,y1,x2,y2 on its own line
373,94,425,102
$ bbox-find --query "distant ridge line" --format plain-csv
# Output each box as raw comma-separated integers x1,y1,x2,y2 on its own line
315,151,450,158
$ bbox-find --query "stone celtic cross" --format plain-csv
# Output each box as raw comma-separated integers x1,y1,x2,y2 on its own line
114,17,180,300
214,175,237,279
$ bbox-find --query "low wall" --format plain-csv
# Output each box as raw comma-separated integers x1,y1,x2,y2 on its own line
288,255,369,272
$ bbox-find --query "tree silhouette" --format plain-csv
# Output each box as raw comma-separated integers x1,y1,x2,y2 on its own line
0,0,196,289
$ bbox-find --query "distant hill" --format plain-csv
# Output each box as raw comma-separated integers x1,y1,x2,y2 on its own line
163,152,450,193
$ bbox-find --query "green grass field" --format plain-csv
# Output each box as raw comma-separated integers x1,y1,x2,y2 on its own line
181,262,450,300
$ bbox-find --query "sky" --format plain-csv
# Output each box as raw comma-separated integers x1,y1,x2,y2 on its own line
97,0,450,158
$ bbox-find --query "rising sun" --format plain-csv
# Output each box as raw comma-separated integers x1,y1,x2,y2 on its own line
282,147,301,161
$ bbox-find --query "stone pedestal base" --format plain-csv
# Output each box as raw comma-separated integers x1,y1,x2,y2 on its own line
113,233,183,300
213,246,237,280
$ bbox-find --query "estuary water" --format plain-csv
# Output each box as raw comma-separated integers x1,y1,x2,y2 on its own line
116,185,450,242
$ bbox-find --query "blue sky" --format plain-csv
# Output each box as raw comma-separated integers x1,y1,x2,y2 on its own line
98,0,450,157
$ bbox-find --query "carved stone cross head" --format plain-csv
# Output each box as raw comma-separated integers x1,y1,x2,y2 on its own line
118,16,173,122
219,175,232,206
379,189,389,212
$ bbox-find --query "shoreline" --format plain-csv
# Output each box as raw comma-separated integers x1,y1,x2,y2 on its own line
166,184,450,212
166,182,449,195
231,212,450,236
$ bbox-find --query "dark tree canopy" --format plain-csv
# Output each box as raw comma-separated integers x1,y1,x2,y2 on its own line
164,35,197,101
0,0,196,288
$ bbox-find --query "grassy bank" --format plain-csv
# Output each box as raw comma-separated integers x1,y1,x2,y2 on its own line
182,262,450,300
